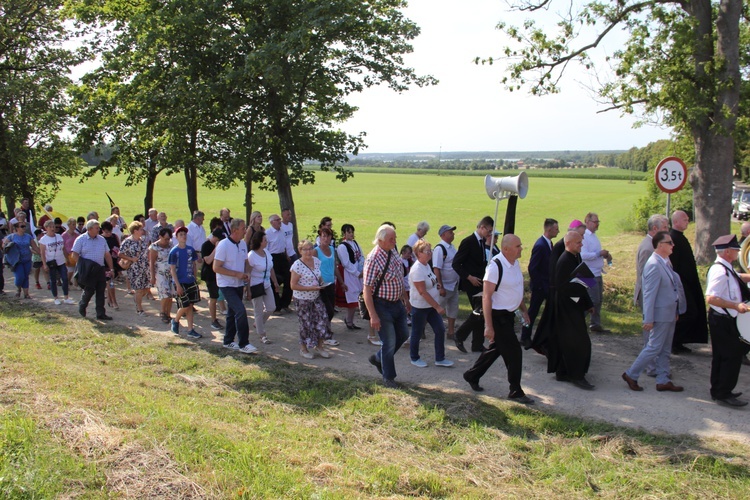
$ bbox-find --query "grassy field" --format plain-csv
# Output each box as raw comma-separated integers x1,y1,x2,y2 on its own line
1,301,750,497
5,170,748,496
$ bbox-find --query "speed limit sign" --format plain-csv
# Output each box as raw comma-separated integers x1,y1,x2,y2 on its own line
654,157,688,193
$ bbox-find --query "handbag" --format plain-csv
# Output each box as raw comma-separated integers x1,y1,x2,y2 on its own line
118,258,132,270
359,249,393,320
250,282,266,299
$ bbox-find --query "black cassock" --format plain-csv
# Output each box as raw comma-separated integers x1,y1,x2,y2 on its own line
535,251,593,379
669,229,709,344
530,239,566,355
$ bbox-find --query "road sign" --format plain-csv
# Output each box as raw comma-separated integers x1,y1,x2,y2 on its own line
654,156,688,193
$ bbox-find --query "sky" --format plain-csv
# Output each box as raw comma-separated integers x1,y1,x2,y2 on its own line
340,0,673,154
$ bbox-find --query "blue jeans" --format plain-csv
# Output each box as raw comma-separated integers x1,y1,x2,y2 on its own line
626,320,675,385
13,259,32,289
373,298,409,381
221,286,250,348
410,306,446,362
47,262,69,297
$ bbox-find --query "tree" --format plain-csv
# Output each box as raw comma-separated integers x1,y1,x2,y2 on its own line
0,0,82,214
492,0,744,263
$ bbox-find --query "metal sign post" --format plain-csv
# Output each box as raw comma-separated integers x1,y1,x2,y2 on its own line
654,156,688,216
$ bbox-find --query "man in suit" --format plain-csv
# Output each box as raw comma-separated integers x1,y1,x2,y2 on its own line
520,218,559,348
452,216,494,353
219,208,232,238
622,231,686,392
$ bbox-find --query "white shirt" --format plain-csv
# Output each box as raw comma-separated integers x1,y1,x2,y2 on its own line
706,256,743,317
214,236,248,288
39,234,66,266
281,221,295,257
406,233,421,249
484,253,523,311
266,226,286,254
432,241,459,291
247,250,272,287
187,221,207,253
409,261,440,309
581,228,604,277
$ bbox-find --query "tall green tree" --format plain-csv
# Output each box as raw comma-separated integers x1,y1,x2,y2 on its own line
0,0,82,214
493,0,744,263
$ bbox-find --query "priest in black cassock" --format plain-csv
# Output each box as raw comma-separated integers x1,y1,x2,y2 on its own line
544,231,596,390
669,210,709,353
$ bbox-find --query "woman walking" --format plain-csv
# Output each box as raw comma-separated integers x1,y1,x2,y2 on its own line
3,222,39,298
247,231,279,344
291,240,331,359
39,220,74,305
149,227,175,323
119,221,151,316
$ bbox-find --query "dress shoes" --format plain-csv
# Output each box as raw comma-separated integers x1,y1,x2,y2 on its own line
672,344,692,355
622,372,643,391
715,397,748,408
589,325,611,334
731,392,743,398
78,305,86,317
454,339,468,353
368,354,382,375
655,381,684,392
463,372,483,392
508,392,534,405
572,378,595,390
471,346,488,353
382,379,400,389
520,336,532,349
97,314,113,321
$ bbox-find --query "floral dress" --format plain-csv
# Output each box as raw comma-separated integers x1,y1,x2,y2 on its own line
150,241,174,298
291,258,328,348
120,237,150,290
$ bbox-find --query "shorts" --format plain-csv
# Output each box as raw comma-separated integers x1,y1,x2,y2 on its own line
175,281,201,309
204,276,219,299
32,261,42,269
440,288,460,319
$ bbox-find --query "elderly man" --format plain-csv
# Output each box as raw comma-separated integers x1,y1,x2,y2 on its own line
622,231,686,392
740,222,750,244
433,224,459,339
452,216,494,353
281,208,297,261
521,218,559,348
266,214,294,313
406,221,430,249
71,219,115,320
363,224,410,388
213,218,257,355
219,208,232,238
150,212,173,244
462,234,534,404
144,209,159,237
581,212,612,333
186,211,207,261
669,210,709,353
547,231,596,390
705,235,750,407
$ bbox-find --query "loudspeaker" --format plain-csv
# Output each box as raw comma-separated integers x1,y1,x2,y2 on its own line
484,173,529,200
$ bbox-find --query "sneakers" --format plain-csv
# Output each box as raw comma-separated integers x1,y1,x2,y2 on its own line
186,329,202,339
210,320,224,330
35,282,42,289
223,342,240,350
323,339,340,346
238,344,258,354
410,358,428,368
54,298,62,305
63,298,75,305
434,359,454,367
170,319,179,335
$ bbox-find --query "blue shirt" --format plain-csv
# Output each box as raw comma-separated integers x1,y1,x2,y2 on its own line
168,245,197,283
8,233,33,262
72,232,109,266
315,245,336,283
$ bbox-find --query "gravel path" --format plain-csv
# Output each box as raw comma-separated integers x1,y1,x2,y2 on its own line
12,277,750,446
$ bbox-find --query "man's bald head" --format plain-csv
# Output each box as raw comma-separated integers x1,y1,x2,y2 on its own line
564,231,583,254
741,222,750,239
501,234,523,263
672,210,689,232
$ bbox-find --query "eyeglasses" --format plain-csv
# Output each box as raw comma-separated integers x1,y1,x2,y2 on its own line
301,247,314,251
660,240,674,246
18,225,26,228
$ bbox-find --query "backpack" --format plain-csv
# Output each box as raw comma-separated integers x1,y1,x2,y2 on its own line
490,257,504,292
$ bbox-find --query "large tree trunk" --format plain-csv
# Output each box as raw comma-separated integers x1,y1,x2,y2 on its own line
244,163,253,223
143,153,158,214
184,130,199,215
690,0,740,264
271,146,298,249
0,114,15,215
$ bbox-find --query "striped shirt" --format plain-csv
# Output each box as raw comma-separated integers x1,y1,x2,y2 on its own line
72,233,109,266
364,245,404,302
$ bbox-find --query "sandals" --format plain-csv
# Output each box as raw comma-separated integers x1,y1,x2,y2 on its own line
345,321,362,330
260,335,272,344
315,347,331,359
300,349,314,359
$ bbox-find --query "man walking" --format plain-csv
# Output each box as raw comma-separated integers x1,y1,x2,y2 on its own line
521,218,558,348
186,210,207,262
622,231,686,392
71,219,114,320
267,214,293,313
452,216,494,353
581,212,612,333
462,234,534,404
363,224,410,388
213,218,257,355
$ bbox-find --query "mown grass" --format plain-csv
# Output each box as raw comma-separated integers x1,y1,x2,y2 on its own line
1,301,749,497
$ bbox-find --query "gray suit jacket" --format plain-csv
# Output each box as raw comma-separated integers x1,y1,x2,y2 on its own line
642,253,687,324
634,235,653,308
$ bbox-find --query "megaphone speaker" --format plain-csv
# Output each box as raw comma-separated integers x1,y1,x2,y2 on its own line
484,172,529,200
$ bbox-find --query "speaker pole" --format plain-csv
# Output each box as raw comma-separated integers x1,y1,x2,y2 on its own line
503,195,518,235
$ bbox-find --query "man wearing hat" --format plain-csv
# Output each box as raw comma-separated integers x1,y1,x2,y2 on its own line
433,224,459,339
521,218,559,349
622,231,686,392
705,234,750,407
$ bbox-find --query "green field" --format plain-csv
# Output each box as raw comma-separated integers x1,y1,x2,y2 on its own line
55,170,643,249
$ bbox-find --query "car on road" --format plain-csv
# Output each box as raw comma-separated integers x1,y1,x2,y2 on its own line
734,191,750,220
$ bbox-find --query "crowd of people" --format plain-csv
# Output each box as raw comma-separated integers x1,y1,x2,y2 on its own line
1,201,749,409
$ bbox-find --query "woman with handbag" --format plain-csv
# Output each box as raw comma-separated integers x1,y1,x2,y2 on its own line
3,221,39,298
247,231,279,345
291,240,331,359
119,221,150,316
39,220,74,305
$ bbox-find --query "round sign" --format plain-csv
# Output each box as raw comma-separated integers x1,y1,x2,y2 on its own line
654,156,688,193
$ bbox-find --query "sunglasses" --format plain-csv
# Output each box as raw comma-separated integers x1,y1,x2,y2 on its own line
18,225,27,229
